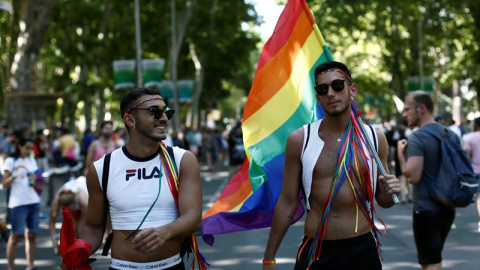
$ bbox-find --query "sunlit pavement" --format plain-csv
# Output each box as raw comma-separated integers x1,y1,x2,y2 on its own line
1,164,480,269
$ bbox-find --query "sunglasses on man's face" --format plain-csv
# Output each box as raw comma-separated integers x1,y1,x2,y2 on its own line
132,107,175,120
314,79,347,96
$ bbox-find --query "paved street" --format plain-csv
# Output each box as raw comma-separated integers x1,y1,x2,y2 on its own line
1,164,480,269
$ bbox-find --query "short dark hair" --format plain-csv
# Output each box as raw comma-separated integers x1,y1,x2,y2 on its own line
474,117,480,127
120,87,162,118
442,112,454,124
314,61,352,81
100,121,113,130
407,91,434,113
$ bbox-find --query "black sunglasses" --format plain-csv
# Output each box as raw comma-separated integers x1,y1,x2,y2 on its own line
314,79,347,95
132,107,175,120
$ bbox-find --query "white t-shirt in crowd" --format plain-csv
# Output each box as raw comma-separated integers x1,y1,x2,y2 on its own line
3,156,40,208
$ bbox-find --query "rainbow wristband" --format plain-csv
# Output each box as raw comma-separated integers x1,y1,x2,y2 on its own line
262,259,276,265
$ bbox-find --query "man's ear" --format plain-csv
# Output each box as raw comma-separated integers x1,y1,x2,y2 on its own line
417,104,426,114
350,83,358,98
123,113,135,130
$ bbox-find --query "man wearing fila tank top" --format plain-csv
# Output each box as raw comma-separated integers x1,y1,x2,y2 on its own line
263,61,401,270
63,88,202,270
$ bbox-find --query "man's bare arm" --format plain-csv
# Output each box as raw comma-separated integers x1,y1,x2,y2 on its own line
165,151,202,239
78,164,107,254
263,128,304,269
397,139,424,184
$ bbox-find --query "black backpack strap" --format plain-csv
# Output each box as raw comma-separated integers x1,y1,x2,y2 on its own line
302,124,311,154
101,153,113,256
299,124,311,209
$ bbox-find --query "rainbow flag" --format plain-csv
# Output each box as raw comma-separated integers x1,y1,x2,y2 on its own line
200,0,332,245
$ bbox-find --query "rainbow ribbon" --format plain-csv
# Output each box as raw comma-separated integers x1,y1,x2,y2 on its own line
298,112,386,267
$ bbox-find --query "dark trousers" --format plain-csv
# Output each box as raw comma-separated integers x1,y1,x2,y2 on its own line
294,232,382,270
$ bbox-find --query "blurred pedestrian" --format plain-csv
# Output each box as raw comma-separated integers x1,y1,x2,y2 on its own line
34,129,49,172
81,128,96,158
202,128,218,170
463,117,480,231
83,121,119,176
398,91,456,270
228,125,246,177
49,176,88,255
2,137,41,270
443,112,462,141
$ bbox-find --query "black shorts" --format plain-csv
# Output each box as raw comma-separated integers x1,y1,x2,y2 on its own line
294,232,381,270
413,209,455,265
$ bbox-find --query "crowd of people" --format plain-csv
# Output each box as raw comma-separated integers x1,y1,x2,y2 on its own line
0,61,479,270
0,99,248,269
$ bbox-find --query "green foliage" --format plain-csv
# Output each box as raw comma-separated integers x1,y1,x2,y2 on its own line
9,0,260,128
308,0,480,121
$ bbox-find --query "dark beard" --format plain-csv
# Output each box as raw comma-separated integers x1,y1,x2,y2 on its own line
135,123,166,142
324,103,350,117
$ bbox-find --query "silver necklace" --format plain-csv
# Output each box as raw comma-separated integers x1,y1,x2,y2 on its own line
323,125,343,142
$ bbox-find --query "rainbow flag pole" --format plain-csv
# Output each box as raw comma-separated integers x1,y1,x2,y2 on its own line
200,0,332,245
351,102,400,204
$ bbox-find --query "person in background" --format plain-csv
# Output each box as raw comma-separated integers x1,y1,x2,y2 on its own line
202,128,218,170
442,112,462,141
112,127,128,147
81,128,96,159
49,176,88,255
398,91,457,270
83,121,120,176
463,117,480,232
34,129,49,172
228,125,246,177
214,128,227,167
2,137,41,270
53,127,78,167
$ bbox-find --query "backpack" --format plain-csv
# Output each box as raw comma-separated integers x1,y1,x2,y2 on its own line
418,128,479,208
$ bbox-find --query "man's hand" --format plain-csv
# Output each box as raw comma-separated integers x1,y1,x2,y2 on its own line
379,174,402,196
397,139,408,156
131,227,169,254
51,235,59,255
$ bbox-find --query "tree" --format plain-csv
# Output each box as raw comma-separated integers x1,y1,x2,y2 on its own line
1,0,262,132
3,0,55,130
307,0,480,120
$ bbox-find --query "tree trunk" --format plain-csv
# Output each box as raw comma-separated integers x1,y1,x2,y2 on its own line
7,0,55,130
188,0,216,130
169,0,194,131
189,42,204,129
81,63,92,130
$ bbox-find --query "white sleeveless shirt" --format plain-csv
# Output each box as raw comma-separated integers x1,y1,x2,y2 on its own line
300,119,378,210
93,146,186,230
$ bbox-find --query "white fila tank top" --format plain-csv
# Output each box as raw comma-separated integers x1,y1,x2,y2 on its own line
93,146,186,230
